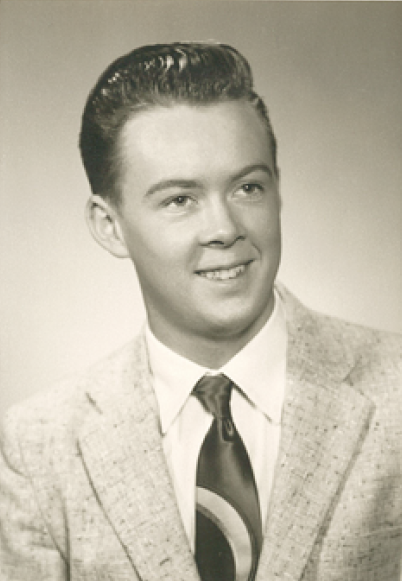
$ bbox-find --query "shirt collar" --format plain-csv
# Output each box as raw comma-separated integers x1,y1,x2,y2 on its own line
146,288,287,434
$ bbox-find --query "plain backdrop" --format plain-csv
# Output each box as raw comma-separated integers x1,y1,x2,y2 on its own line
1,1,401,416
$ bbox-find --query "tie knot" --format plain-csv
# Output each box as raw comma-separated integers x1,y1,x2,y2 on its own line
193,374,233,419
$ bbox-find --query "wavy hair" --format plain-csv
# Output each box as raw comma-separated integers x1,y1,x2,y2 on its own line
79,42,277,205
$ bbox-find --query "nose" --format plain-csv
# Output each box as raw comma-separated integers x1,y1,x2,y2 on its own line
198,197,245,247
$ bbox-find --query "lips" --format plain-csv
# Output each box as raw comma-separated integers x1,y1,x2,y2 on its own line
196,260,253,281
198,264,246,281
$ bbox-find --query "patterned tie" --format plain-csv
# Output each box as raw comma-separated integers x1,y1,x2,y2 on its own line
193,374,263,581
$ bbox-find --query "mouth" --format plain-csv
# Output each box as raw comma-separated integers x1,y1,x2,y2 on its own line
197,263,249,281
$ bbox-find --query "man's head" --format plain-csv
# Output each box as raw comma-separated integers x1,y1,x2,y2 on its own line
79,42,278,206
81,42,281,367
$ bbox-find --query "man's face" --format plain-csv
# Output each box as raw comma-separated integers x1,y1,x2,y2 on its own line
117,101,281,354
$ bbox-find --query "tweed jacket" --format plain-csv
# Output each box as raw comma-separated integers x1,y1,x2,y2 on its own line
1,285,401,581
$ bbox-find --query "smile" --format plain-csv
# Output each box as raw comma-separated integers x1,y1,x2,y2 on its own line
198,264,247,281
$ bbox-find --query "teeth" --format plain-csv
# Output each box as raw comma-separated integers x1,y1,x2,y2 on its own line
199,264,246,281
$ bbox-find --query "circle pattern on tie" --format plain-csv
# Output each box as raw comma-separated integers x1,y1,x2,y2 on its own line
197,487,253,581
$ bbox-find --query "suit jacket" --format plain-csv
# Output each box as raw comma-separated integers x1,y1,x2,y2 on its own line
1,285,402,581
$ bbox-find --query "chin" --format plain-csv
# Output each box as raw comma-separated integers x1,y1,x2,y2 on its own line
202,307,269,342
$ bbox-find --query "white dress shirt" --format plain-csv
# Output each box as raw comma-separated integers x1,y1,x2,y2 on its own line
145,291,287,552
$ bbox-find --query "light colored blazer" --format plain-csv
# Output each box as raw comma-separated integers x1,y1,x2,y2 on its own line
1,285,401,581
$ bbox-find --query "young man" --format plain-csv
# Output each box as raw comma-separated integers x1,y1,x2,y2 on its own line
0,42,401,581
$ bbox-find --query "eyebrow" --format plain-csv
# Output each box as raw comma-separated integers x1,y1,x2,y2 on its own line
145,163,273,197
146,179,200,197
230,163,273,182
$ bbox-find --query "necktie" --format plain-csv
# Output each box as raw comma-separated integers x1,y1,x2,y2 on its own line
193,374,262,581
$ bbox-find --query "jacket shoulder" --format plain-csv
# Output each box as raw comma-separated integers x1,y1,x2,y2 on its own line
310,305,402,373
278,283,402,395
278,282,402,356
2,337,143,443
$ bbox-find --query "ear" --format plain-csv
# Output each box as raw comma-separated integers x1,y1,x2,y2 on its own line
85,195,129,258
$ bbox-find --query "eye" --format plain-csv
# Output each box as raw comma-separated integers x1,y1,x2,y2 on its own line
164,195,194,210
241,183,263,195
235,182,265,201
170,195,189,206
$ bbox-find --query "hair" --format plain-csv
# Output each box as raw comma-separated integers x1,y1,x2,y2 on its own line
79,42,278,205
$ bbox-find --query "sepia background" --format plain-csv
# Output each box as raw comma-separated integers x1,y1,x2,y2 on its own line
1,1,401,416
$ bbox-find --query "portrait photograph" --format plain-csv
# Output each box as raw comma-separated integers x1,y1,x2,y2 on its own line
1,2,401,580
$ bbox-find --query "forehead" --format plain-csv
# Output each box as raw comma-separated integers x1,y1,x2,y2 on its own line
119,101,273,179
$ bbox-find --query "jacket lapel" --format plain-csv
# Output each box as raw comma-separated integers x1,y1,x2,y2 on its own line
78,338,200,581
256,287,375,581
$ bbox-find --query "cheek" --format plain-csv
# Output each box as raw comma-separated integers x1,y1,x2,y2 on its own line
124,224,193,276
120,222,160,273
246,207,281,247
